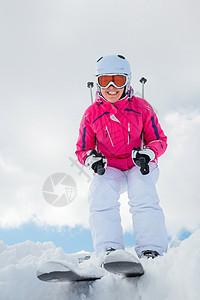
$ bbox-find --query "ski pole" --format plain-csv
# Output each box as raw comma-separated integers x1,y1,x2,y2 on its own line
87,81,105,175
139,77,149,175
139,77,147,99
139,78,147,145
87,82,94,104
139,77,147,149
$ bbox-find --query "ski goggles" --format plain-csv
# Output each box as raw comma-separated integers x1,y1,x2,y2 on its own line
97,74,129,89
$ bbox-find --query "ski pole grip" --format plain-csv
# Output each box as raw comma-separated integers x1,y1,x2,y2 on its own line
139,157,149,175
139,77,147,84
96,165,105,175
87,82,94,88
87,82,94,104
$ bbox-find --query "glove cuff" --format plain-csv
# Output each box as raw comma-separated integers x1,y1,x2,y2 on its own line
132,148,155,162
143,148,155,161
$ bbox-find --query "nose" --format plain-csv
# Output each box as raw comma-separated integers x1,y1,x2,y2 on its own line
108,84,116,89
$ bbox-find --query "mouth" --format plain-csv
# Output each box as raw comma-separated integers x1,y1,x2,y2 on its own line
107,91,118,95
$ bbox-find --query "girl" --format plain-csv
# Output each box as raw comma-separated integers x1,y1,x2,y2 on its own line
76,55,168,259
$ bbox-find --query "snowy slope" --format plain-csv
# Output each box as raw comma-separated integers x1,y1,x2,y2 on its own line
0,230,200,300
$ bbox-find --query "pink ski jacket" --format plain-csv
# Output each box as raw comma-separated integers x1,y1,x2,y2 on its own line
76,87,167,171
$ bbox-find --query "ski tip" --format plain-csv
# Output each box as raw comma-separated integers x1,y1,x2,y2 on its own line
104,261,144,277
37,271,103,283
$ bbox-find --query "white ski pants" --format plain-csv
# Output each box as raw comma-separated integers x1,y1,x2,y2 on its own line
88,163,168,257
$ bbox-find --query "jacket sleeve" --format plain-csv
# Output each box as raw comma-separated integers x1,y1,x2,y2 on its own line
142,101,167,159
75,110,96,166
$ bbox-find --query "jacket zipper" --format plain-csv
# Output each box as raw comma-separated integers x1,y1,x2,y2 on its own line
128,123,130,144
106,126,114,147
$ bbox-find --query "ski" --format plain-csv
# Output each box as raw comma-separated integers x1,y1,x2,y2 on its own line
37,260,103,283
37,251,144,283
102,250,144,277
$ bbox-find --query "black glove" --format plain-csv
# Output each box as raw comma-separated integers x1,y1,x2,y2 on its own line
132,147,155,175
85,150,107,175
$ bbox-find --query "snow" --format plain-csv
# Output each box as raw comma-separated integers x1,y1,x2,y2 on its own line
1,230,200,300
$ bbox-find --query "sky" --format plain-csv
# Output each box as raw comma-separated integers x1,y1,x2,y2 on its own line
0,0,200,253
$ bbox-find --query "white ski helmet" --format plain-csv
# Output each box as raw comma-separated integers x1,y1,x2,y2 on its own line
95,55,131,95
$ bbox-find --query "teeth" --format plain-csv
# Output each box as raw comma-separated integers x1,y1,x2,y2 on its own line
108,92,117,95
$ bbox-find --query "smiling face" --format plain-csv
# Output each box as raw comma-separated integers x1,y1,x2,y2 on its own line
100,86,125,103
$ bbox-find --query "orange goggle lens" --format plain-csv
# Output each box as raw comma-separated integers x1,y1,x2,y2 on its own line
98,75,127,88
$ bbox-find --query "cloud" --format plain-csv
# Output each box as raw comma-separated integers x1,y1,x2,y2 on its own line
158,109,200,236
113,109,200,237
0,154,38,227
0,0,200,239
0,149,91,229
1,108,199,239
